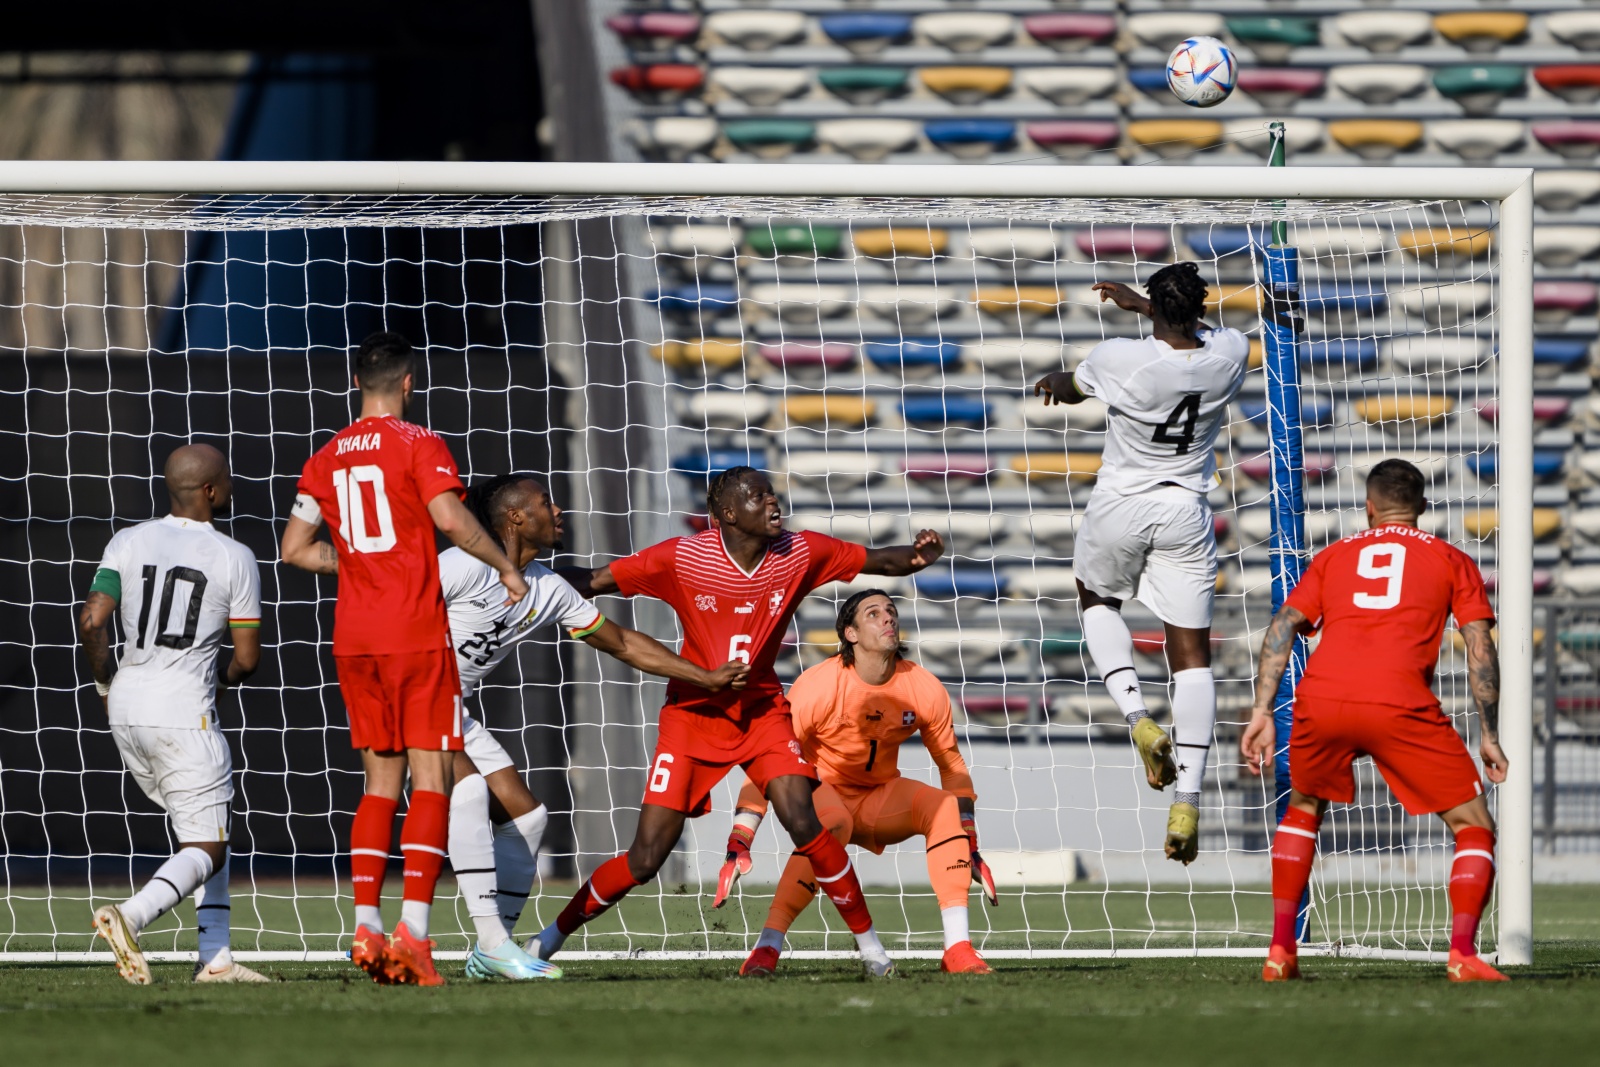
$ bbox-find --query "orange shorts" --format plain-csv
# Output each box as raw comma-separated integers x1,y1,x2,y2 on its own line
645,705,816,817
1290,697,1483,816
335,648,463,753
821,778,966,856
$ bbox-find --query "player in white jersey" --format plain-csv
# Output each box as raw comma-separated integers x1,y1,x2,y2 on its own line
76,445,267,985
1034,262,1251,864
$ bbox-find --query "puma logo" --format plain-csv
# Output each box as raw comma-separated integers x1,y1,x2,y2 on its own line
799,879,818,894
864,711,882,722
947,859,971,872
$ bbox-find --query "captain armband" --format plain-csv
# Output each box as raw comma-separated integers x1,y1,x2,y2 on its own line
290,493,323,527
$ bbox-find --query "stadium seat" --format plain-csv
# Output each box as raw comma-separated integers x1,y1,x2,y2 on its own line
674,448,766,479
785,450,886,489
649,284,739,316
916,12,1015,54
1433,64,1526,115
1463,449,1566,481
972,286,1067,319
919,66,1013,105
1433,12,1527,54
1236,452,1336,483
1353,395,1454,427
956,696,1033,727
820,13,913,56
664,223,741,260
745,223,845,259
1022,13,1118,52
610,64,706,103
606,11,701,46
1535,226,1600,268
1073,229,1171,261
1025,120,1121,160
1206,283,1262,315
1429,119,1525,161
709,67,811,107
1350,451,1449,479
924,119,1016,159
852,227,949,260
744,282,852,321
1017,67,1119,106
789,512,900,543
1286,226,1391,258
1236,509,1343,544
900,396,990,427
1546,11,1600,52
628,117,719,161
1572,509,1600,542
1477,397,1571,426
1126,120,1224,159
967,227,1060,263
1533,280,1599,325
1302,282,1387,316
757,341,857,375
1128,12,1225,52
1535,170,1600,212
1328,120,1424,160
1559,567,1600,596
860,285,959,326
963,339,1065,378
863,337,961,371
1184,226,1256,259
1127,68,1177,103
652,337,746,374
1237,398,1335,427
1386,335,1490,372
817,66,910,105
1236,68,1326,109
1462,508,1561,540
723,119,816,159
1226,16,1321,63
1328,63,1429,105
1010,452,1103,486
1396,227,1494,260
705,10,808,52
1534,65,1600,104
686,391,773,431
816,118,921,162
1333,11,1433,54
1023,395,1109,431
912,628,1013,670
902,452,993,488
1302,338,1379,371
1533,336,1592,369
907,511,1008,553
1532,121,1600,160
1397,280,1493,325
782,395,876,429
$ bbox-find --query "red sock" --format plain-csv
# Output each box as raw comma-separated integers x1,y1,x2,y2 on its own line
399,790,450,905
1270,806,1321,952
1449,826,1496,956
796,829,873,935
350,794,398,913
557,855,644,936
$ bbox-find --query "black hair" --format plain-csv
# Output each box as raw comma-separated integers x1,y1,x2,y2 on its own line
465,473,544,552
706,464,758,521
1366,458,1427,515
1145,262,1209,326
835,588,908,667
353,331,416,394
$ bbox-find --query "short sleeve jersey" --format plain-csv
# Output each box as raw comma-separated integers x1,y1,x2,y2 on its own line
1285,523,1495,709
788,656,975,798
294,414,464,656
1073,327,1251,495
439,547,603,698
608,528,867,722
96,516,261,729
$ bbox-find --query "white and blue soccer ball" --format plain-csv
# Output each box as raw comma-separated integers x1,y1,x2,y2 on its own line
1166,36,1238,108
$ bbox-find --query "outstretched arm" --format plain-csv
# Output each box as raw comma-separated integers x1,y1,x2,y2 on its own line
1462,619,1507,784
1092,280,1216,332
861,530,945,576
1239,605,1313,776
557,564,618,600
581,618,748,692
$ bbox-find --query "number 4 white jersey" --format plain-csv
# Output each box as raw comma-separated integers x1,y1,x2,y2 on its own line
1073,327,1250,496
438,547,602,698
94,515,261,729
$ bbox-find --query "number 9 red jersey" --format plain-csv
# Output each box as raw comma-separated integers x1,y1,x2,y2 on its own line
295,414,465,656
1284,522,1495,710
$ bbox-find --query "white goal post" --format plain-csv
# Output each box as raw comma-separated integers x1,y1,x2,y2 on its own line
0,161,1533,965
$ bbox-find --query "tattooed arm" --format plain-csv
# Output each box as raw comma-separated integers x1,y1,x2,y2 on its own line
280,516,340,576
1239,605,1313,776
1462,618,1508,784
426,491,528,605
77,591,118,704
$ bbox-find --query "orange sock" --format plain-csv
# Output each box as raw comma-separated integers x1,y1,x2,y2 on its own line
765,854,821,933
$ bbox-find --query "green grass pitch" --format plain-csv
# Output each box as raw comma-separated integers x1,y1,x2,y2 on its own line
3,886,1597,1067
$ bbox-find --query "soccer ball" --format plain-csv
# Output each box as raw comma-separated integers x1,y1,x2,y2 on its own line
1166,36,1237,108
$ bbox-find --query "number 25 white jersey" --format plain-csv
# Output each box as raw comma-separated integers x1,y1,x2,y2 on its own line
1072,327,1250,496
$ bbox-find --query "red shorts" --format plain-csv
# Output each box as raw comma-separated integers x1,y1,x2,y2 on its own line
335,648,463,753
645,704,817,817
1290,697,1483,816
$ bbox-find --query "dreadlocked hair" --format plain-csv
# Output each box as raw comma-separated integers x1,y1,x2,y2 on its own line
465,473,537,553
835,588,909,667
1145,261,1209,326
706,465,757,521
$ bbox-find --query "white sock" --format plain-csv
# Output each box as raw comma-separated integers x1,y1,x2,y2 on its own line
195,855,232,969
854,925,893,974
355,905,384,934
400,900,431,940
755,926,786,953
1172,666,1216,804
940,906,970,950
448,774,506,949
533,921,566,960
1082,604,1147,724
494,805,548,935
120,847,213,933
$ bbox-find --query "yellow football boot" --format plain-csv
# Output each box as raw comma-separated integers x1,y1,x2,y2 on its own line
1132,716,1177,790
1165,801,1200,865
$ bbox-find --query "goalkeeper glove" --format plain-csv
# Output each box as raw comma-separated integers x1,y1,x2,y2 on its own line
713,819,758,909
963,813,998,907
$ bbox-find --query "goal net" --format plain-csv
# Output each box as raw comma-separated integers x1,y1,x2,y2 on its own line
0,163,1534,963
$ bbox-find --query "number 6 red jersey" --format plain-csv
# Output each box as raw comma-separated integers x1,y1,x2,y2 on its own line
1283,522,1495,709
294,413,465,656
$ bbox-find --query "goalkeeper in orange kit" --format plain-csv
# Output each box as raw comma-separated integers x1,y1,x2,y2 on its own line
715,589,998,976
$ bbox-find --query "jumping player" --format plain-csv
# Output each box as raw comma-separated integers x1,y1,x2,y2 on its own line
714,589,1000,977
281,331,529,986
1034,263,1251,864
80,444,266,985
531,466,946,976
1241,458,1509,982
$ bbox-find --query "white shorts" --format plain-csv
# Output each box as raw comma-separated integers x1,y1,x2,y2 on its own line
111,725,233,844
462,713,516,777
1073,487,1218,629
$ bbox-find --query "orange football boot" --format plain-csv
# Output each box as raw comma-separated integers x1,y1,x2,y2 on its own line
1262,944,1300,982
385,923,446,987
739,945,781,978
940,940,993,975
351,924,391,984
1447,949,1508,982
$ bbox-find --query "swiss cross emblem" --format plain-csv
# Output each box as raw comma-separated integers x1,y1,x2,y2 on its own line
768,590,785,615
695,595,717,612
902,710,915,726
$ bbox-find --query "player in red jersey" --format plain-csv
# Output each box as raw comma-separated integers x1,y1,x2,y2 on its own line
1241,459,1509,983
531,466,946,976
280,332,530,986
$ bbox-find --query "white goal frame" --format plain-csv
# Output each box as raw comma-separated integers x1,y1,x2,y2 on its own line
0,161,1535,966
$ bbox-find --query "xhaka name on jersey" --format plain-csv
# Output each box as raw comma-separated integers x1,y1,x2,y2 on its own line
336,432,382,455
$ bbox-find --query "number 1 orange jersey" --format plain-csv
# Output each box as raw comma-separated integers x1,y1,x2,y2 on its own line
787,656,975,799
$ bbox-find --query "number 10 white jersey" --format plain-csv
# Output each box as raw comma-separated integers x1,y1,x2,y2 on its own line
1072,327,1251,496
